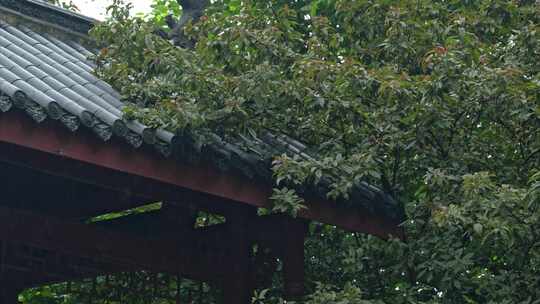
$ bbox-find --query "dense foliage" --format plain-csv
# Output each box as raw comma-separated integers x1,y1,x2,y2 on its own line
28,0,539,303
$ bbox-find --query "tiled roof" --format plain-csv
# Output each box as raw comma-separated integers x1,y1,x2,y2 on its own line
0,8,403,222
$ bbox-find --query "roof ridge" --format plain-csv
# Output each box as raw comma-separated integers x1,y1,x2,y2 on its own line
0,0,96,35
25,0,97,23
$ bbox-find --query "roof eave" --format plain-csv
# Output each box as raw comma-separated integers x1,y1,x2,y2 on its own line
0,0,96,38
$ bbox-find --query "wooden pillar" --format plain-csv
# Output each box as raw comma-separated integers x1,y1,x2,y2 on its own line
282,218,308,300
222,212,252,304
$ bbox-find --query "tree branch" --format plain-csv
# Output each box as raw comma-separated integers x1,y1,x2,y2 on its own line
166,0,210,48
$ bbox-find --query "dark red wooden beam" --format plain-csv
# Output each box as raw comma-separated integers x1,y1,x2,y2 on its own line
0,206,229,286
0,111,267,207
0,244,131,288
0,111,403,238
0,161,150,219
0,136,252,218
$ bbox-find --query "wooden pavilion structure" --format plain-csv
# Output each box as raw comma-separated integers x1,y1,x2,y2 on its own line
0,1,403,303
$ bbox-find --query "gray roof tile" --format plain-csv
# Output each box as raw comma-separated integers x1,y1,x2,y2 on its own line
43,32,96,68
26,66,49,79
39,75,67,90
2,24,40,46
0,66,22,83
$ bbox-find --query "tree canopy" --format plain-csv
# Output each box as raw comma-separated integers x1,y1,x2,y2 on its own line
25,0,539,303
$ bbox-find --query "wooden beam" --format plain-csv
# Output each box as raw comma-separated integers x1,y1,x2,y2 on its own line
0,111,268,209
0,140,252,217
0,247,129,288
0,206,230,287
0,111,403,237
0,161,150,219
